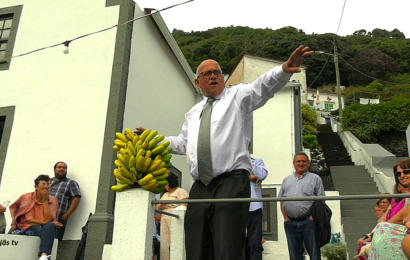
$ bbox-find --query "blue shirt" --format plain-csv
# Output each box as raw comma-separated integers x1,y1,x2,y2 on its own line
278,171,325,218
249,158,268,212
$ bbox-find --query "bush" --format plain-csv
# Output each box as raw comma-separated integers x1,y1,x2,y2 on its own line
321,243,347,260
302,103,317,135
303,135,319,149
342,98,410,143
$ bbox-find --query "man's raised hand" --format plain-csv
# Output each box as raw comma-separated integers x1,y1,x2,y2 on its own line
283,45,314,74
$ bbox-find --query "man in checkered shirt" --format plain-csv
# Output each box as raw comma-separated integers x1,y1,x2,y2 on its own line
50,161,81,242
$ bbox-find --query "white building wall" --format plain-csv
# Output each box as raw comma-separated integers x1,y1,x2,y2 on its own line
123,6,199,192
242,56,297,183
0,0,120,239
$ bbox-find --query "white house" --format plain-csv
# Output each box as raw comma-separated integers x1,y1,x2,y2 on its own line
307,89,345,111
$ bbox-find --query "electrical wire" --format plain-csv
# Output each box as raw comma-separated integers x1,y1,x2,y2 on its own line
336,0,347,35
308,0,345,88
307,42,334,89
0,0,193,62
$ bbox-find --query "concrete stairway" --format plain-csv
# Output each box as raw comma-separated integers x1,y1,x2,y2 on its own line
317,124,379,258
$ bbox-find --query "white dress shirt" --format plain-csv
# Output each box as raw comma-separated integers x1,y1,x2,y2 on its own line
166,65,291,180
249,158,268,212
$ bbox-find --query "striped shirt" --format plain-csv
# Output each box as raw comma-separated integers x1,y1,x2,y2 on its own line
50,177,81,217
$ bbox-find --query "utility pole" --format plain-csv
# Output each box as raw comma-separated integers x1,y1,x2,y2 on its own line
333,37,343,118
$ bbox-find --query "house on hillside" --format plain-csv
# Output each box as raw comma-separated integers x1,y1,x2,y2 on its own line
307,88,345,111
0,1,200,259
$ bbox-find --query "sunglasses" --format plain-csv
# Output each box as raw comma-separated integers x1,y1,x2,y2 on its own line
395,169,410,178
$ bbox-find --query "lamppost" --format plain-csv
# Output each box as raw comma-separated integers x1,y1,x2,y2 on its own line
315,41,343,118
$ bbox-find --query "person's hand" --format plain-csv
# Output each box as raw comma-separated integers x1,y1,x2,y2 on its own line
41,190,49,202
358,238,364,245
309,215,313,221
282,45,314,74
134,127,146,136
284,216,291,222
405,221,410,232
60,213,69,222
53,221,63,228
249,174,257,183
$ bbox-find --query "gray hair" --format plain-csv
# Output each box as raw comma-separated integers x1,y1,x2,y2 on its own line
293,152,310,163
196,59,221,77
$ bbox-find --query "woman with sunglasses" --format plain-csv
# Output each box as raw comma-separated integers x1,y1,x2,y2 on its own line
368,158,410,260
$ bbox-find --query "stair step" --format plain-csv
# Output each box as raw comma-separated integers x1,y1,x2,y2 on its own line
335,185,378,192
342,210,375,217
338,191,380,195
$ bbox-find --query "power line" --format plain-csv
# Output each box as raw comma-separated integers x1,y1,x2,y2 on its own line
336,0,347,35
307,43,334,89
0,0,193,62
308,0,346,88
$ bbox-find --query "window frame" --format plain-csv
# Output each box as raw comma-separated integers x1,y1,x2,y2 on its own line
261,187,278,241
0,106,15,183
0,5,23,71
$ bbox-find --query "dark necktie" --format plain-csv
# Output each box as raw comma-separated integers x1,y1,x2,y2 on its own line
197,97,216,186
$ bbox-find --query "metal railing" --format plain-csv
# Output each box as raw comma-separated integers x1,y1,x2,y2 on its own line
152,192,410,207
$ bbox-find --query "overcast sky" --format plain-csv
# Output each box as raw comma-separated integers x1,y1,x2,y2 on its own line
133,0,410,38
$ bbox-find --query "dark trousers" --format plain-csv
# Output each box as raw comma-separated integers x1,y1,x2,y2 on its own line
185,172,250,260
284,219,321,260
247,208,264,260
153,238,160,259
56,218,67,242
26,222,56,256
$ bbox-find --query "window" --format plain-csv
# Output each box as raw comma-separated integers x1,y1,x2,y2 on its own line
325,102,334,111
0,106,15,182
0,5,22,71
0,16,13,61
262,188,278,241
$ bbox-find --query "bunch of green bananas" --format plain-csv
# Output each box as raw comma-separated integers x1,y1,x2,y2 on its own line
111,128,172,193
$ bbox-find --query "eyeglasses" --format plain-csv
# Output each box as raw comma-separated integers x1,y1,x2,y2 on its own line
197,70,222,79
39,181,51,186
395,169,410,178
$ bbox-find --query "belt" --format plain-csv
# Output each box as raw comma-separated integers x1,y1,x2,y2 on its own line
196,169,250,183
216,169,250,179
289,216,309,222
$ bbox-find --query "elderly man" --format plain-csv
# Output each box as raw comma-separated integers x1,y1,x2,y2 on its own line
136,45,313,260
49,162,81,242
279,152,325,260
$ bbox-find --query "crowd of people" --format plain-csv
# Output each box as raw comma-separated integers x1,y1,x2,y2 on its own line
354,158,410,260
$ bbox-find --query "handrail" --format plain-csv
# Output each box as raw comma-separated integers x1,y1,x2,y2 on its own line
338,124,393,193
151,193,410,205
155,209,179,218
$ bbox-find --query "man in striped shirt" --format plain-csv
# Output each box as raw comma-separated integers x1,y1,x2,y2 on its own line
50,161,81,242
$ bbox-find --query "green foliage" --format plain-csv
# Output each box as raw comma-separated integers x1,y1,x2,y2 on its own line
321,243,347,260
366,80,384,91
342,99,410,143
301,103,317,135
172,26,410,88
303,135,319,149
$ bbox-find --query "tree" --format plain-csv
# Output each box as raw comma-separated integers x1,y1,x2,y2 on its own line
369,28,391,38
352,29,367,36
347,49,398,85
391,29,405,39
